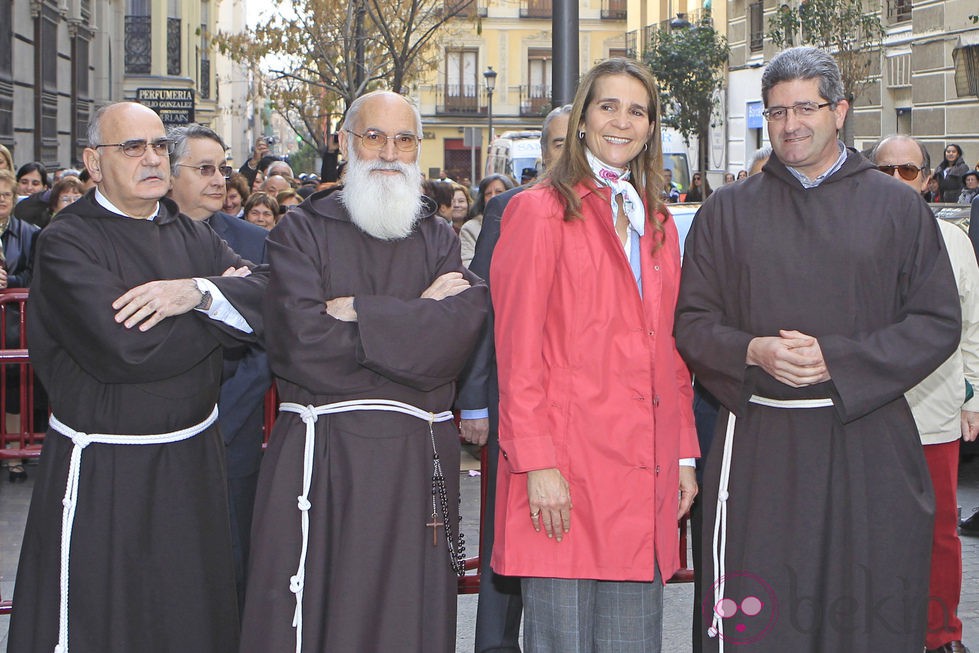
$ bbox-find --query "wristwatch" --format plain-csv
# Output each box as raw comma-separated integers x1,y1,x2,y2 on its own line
195,288,213,311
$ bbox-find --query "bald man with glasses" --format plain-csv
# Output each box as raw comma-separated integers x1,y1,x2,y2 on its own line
870,135,977,653
8,101,268,653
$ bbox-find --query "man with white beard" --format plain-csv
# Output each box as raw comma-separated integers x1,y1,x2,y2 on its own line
240,90,488,653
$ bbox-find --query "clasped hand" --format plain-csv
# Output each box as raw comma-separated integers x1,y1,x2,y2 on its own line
747,329,831,388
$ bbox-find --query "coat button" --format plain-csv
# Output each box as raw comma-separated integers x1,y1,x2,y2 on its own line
654,265,660,271
647,330,655,336
653,395,660,406
655,465,661,475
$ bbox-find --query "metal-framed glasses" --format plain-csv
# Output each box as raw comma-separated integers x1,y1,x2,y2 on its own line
761,102,832,122
93,138,176,158
175,163,234,178
876,163,922,181
346,129,421,152
0,191,12,201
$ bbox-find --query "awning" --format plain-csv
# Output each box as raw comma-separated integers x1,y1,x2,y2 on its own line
953,32,979,98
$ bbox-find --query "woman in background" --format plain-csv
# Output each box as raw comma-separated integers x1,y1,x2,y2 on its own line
684,171,711,202
224,172,250,217
243,191,279,230
449,182,472,234
459,174,514,267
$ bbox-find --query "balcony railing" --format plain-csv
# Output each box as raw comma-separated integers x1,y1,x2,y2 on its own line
519,85,551,117
444,0,487,18
625,30,638,59
601,0,626,20
124,15,152,75
520,0,551,19
435,84,487,115
167,17,181,76
749,1,764,52
887,0,911,23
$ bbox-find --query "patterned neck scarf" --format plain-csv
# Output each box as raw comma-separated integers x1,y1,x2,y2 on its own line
586,149,645,236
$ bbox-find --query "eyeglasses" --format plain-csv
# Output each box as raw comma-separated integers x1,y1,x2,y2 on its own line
176,163,234,178
762,102,832,122
93,138,176,157
876,163,922,181
345,129,421,152
0,192,12,200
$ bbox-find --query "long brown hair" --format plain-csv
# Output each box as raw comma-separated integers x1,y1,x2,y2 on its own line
547,58,666,247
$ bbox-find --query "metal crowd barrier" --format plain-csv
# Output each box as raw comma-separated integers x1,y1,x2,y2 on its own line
0,289,44,462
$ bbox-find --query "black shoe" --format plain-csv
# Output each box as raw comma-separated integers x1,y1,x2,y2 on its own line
960,509,979,536
7,464,27,483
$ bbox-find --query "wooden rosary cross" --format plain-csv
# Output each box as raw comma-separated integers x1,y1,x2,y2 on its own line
427,512,443,546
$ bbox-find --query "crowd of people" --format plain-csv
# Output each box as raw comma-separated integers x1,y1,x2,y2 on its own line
1,45,978,653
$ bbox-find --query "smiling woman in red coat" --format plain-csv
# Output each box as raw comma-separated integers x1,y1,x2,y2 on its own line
490,58,700,653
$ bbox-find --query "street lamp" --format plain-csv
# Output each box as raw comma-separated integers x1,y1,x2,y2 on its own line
484,66,498,148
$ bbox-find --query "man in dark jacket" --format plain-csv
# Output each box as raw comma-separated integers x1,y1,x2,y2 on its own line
456,104,570,653
169,123,271,609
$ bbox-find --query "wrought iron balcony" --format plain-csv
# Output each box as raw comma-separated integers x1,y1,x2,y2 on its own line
444,0,487,18
887,0,911,23
519,85,551,117
124,15,151,75
167,17,181,76
625,31,638,59
520,0,551,19
435,84,487,116
601,0,626,20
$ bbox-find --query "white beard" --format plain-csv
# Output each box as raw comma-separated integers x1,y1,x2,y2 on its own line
341,146,424,240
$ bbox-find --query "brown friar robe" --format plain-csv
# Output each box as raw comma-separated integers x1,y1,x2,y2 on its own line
9,193,267,653
240,191,488,653
675,149,961,652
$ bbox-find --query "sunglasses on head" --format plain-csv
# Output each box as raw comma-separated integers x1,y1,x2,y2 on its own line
876,164,921,181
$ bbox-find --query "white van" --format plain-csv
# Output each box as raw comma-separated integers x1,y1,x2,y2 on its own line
485,127,693,190
485,131,542,183
661,128,693,193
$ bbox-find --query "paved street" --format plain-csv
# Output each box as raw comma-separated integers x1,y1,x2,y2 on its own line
4,448,979,652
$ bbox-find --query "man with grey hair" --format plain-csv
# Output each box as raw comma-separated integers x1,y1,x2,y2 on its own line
239,90,487,653
455,102,571,653
871,134,977,653
747,145,772,176
9,102,267,652
676,47,960,651
168,122,271,610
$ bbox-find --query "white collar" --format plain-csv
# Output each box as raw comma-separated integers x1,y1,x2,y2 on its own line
94,188,160,221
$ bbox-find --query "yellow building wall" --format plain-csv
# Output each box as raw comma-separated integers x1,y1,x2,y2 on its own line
415,0,627,183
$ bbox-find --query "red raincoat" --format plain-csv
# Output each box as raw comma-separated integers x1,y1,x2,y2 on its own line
490,181,699,582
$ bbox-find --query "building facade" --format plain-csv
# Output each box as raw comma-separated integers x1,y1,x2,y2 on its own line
414,0,629,184
724,0,979,173
1,0,250,171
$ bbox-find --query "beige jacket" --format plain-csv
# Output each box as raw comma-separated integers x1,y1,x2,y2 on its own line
906,219,979,444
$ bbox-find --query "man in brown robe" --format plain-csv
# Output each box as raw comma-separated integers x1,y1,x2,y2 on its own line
240,91,488,653
9,102,267,653
675,47,961,652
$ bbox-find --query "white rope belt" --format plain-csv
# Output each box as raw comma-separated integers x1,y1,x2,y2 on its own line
48,406,219,653
708,394,833,651
278,399,454,653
